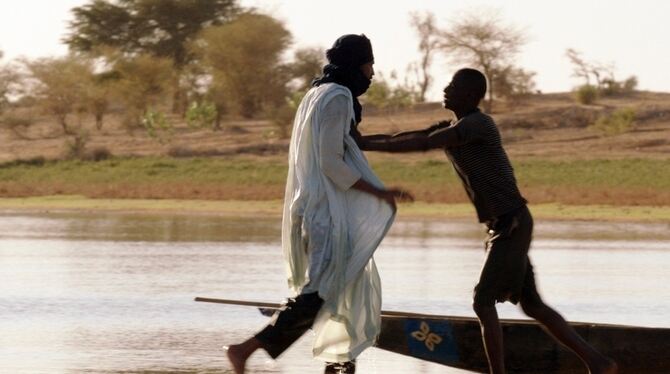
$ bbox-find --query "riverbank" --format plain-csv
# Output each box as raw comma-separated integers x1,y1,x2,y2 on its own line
2,156,670,206
1,195,669,222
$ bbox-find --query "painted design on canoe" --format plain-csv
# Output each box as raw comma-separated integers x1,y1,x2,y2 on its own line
403,318,460,366
410,321,443,351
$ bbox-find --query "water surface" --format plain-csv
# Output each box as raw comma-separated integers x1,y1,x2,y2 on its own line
1,212,669,373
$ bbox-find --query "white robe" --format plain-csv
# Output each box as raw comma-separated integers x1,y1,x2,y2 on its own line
282,83,395,362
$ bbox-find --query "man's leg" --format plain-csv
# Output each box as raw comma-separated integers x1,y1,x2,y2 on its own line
473,206,534,373
520,294,618,374
226,292,324,374
473,301,505,374
473,234,517,374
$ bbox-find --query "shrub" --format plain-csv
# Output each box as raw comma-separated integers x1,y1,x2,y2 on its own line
64,130,90,159
87,147,112,161
142,109,173,144
622,76,638,93
575,84,598,105
167,146,198,158
600,79,622,97
268,91,304,139
0,156,45,168
186,101,217,130
0,112,35,139
591,108,636,136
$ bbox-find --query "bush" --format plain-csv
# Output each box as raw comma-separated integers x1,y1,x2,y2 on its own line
365,80,415,111
0,112,35,139
142,109,173,144
167,145,198,158
601,75,638,96
64,131,90,159
591,108,636,136
87,147,112,161
575,84,598,105
268,103,295,139
600,79,622,97
622,76,638,93
267,91,304,139
0,156,46,168
186,101,217,130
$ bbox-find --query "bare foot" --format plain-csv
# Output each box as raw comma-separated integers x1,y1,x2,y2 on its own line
224,344,246,374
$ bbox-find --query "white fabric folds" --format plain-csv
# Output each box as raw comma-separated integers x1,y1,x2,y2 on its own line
281,83,395,362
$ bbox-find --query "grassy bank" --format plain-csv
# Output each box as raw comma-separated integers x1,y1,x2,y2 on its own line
1,156,670,206
1,195,669,222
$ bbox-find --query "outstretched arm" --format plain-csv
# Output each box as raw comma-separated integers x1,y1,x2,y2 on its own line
360,121,463,152
320,97,414,208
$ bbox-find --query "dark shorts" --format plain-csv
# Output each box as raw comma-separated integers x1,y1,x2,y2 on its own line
473,205,542,307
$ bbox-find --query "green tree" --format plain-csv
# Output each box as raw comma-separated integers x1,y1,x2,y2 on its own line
85,72,115,130
22,56,93,134
491,66,536,103
437,10,531,111
364,72,416,112
107,52,174,129
264,47,325,137
193,12,292,118
288,47,325,91
65,0,239,113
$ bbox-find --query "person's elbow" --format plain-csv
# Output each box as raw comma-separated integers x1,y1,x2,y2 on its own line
319,156,339,181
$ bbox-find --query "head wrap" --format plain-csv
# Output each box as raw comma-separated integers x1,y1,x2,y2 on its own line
326,34,374,69
313,34,374,124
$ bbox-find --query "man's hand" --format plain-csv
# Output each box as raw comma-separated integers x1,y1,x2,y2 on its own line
380,187,415,211
351,179,414,211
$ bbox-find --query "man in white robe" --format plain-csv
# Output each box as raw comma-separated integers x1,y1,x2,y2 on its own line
226,34,413,374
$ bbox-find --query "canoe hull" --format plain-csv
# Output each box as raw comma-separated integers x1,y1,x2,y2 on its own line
195,297,670,373
377,314,670,373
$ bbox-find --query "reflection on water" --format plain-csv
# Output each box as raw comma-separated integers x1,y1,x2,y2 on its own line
1,212,669,373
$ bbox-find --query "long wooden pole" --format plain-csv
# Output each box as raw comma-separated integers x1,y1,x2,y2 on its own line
193,296,633,327
194,296,476,320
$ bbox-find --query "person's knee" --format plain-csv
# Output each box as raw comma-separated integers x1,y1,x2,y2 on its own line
520,297,547,318
472,297,495,317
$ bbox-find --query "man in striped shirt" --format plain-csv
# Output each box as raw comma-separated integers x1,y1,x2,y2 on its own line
357,68,617,374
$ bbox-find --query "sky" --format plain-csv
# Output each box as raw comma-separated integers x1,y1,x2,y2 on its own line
1,0,669,101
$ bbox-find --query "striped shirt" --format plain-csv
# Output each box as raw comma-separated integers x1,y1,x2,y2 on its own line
442,109,527,222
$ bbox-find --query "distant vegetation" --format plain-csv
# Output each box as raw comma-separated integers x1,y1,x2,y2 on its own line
0,1,553,150
0,0,650,167
591,108,636,136
420,9,537,111
566,48,638,105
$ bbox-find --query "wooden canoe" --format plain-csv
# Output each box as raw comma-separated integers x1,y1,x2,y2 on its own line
195,297,670,373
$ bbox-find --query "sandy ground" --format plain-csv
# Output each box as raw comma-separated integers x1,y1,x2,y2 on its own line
1,91,669,163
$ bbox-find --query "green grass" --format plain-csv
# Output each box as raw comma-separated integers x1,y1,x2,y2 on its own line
515,158,670,189
0,156,669,206
0,156,288,186
373,158,670,189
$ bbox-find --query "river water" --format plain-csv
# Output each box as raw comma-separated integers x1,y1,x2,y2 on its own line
1,212,669,373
